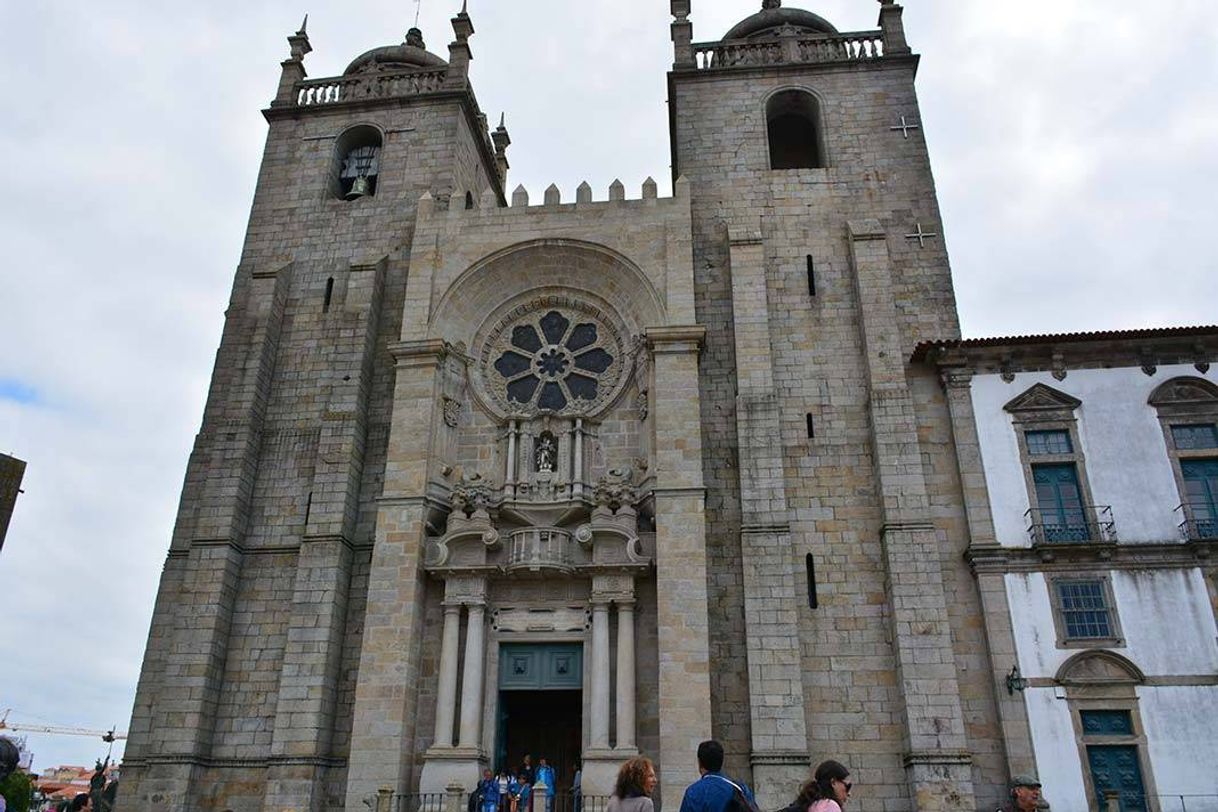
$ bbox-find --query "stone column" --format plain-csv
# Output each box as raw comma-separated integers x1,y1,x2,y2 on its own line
615,601,636,751
421,578,490,793
590,601,612,749
458,604,487,748
434,603,463,748
573,418,585,496
505,419,518,498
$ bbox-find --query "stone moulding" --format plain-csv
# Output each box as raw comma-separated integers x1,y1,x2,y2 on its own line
965,539,1217,574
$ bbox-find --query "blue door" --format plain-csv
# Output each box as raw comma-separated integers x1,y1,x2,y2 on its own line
1087,745,1147,811
1182,458,1218,539
1033,463,1087,541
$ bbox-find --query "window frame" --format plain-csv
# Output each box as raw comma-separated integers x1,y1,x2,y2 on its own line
1004,384,1105,545
1148,376,1218,540
1057,651,1160,812
1049,574,1123,648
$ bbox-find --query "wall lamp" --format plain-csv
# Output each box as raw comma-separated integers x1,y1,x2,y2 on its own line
1006,664,1028,695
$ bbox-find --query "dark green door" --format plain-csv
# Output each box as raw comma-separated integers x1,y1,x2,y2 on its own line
1033,463,1087,541
1182,458,1218,539
1086,745,1147,811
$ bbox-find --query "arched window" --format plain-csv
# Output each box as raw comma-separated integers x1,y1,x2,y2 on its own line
332,125,383,200
766,90,825,170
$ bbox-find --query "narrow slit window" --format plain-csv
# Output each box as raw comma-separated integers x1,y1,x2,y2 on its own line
806,413,815,438
323,277,334,312
465,191,475,210
304,491,313,526
805,553,818,609
806,255,816,297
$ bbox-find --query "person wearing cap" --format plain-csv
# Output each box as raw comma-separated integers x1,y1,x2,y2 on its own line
996,774,1042,812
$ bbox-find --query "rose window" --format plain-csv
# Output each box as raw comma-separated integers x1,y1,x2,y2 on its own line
491,309,616,412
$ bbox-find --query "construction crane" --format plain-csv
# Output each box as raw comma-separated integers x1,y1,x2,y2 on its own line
0,710,126,744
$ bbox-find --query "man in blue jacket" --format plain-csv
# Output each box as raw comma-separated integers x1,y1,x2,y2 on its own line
678,740,756,812
535,757,557,812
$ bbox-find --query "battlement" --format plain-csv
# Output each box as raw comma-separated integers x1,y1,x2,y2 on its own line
419,176,689,219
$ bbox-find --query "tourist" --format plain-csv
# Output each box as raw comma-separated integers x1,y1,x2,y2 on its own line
996,774,1042,812
520,754,536,786
0,737,20,812
793,760,852,812
480,768,501,812
572,761,583,812
519,772,534,812
536,757,557,812
508,772,523,812
677,740,755,812
498,768,512,812
608,756,658,812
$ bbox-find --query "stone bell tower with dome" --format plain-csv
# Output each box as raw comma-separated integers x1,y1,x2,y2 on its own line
121,2,1011,811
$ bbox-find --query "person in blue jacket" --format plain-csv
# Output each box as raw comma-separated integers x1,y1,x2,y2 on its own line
535,757,557,812
480,769,501,812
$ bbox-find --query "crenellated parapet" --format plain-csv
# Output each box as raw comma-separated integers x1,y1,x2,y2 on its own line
421,175,687,218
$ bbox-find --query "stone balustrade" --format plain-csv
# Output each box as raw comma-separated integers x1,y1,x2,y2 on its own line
692,30,885,71
507,527,574,572
295,67,448,107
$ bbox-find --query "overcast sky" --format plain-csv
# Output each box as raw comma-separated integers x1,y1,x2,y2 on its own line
1,0,1215,772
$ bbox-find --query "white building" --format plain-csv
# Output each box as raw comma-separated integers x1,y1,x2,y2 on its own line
918,328,1218,812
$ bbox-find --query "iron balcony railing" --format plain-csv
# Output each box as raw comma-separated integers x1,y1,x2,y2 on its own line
1176,503,1218,541
1025,505,1117,544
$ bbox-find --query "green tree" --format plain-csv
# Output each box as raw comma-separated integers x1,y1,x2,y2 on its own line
0,769,33,812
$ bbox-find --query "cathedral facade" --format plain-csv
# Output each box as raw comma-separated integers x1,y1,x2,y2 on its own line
122,3,1218,811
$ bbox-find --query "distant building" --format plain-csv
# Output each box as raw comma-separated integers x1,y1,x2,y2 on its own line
0,453,26,552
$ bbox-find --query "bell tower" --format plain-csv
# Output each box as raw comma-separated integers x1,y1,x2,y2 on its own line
119,8,509,812
668,1,985,809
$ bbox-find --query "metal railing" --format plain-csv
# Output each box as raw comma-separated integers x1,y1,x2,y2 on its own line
1025,505,1117,544
1176,502,1218,541
1109,794,1218,811
692,30,884,71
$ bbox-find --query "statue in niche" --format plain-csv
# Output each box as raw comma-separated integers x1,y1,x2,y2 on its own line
535,432,557,474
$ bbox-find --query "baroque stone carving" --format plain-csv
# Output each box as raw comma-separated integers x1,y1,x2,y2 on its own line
594,467,639,510
452,470,494,515
443,397,462,427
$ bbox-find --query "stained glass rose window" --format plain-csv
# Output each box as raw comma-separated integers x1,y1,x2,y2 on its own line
491,309,617,412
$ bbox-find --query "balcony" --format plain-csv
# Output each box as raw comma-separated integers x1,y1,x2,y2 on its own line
1025,505,1117,545
507,527,575,573
692,30,886,72
1176,503,1218,541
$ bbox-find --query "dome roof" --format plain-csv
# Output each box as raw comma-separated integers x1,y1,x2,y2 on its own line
343,28,448,75
723,0,838,40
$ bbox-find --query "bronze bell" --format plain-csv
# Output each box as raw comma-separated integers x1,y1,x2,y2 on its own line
345,175,371,200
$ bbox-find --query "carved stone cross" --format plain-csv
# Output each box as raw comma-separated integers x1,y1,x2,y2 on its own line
890,115,921,139
905,223,938,248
